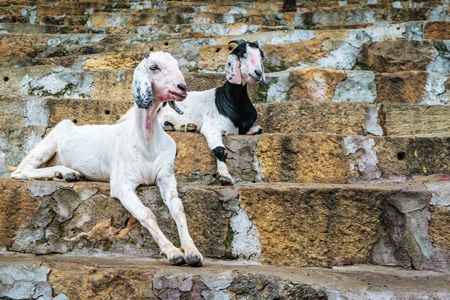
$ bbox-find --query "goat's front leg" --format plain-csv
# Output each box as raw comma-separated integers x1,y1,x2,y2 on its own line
110,182,186,266
157,169,203,267
201,129,234,186
246,125,262,135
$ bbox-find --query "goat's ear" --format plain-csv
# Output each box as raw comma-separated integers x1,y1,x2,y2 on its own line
225,54,241,85
132,62,153,109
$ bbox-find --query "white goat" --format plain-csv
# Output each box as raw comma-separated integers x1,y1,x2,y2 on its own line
121,39,268,185
10,52,203,267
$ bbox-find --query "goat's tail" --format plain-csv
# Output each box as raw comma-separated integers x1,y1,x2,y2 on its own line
6,166,17,173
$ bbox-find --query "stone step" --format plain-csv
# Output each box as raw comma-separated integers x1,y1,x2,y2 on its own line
1,60,449,105
0,18,450,73
2,11,449,41
1,254,449,300
6,126,450,185
265,67,450,105
0,178,449,272
2,1,448,29
0,21,291,35
3,96,450,183
2,0,280,15
1,21,450,71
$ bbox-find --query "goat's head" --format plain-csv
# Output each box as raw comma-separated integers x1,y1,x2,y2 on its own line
132,52,186,114
225,39,268,87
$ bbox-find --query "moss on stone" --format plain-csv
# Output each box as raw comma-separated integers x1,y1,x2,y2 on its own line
224,211,238,259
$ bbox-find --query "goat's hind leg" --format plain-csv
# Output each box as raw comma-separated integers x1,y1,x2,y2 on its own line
246,125,262,135
11,130,83,181
157,169,203,267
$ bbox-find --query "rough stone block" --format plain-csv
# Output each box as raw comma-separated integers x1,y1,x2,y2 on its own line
424,21,450,40
358,40,438,73
0,179,237,259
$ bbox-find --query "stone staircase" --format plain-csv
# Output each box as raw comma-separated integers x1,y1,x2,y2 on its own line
1,0,450,299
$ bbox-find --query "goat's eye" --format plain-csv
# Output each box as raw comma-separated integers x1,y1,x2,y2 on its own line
149,64,159,71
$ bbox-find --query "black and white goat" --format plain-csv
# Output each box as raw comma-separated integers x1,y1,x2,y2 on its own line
163,39,267,185
10,52,203,267
122,39,268,185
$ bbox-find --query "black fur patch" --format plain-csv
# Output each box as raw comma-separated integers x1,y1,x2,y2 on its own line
134,80,153,109
213,146,228,162
215,82,257,134
230,41,264,60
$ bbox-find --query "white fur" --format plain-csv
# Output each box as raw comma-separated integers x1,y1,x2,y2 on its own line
121,42,266,185
11,52,203,267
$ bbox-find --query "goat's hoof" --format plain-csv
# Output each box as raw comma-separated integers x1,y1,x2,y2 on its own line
219,175,234,186
54,172,64,179
180,123,197,132
163,121,175,131
64,172,85,182
186,254,203,267
169,255,186,266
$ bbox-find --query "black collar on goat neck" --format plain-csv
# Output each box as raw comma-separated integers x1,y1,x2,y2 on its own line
215,81,257,135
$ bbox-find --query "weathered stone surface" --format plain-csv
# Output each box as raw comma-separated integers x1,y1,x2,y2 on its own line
46,98,131,127
238,183,436,269
183,72,226,93
254,133,450,184
0,261,65,300
375,189,435,270
429,206,450,252
263,39,329,71
169,132,259,185
358,40,438,72
0,179,237,259
0,180,40,246
255,101,369,136
379,103,450,136
374,135,450,180
228,271,327,299
1,62,448,106
84,52,142,70
2,177,450,272
424,21,450,40
198,44,235,72
331,70,377,104
0,34,49,60
3,254,449,300
256,133,355,183
6,108,450,184
48,260,158,300
289,67,346,101
375,71,428,104
90,69,134,102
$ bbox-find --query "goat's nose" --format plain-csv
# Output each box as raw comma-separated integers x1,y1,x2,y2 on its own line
177,83,188,92
255,69,262,77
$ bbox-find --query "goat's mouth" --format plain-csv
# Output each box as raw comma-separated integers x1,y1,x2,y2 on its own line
167,90,186,115
169,90,187,101
249,74,261,83
249,74,269,87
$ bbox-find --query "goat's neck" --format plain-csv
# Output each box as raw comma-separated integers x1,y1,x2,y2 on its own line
134,103,162,144
215,81,257,134
219,81,250,109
